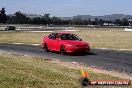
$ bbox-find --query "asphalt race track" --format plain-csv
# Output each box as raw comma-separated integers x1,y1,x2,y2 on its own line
0,43,132,75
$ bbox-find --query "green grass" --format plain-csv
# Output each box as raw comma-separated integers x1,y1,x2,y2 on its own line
0,28,132,49
0,52,131,88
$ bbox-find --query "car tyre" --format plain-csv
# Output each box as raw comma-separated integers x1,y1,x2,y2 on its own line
60,45,66,55
44,43,49,52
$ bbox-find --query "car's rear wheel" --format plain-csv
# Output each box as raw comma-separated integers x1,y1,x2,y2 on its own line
44,43,49,52
60,45,66,55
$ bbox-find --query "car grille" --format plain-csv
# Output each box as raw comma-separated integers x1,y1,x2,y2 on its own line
76,45,87,48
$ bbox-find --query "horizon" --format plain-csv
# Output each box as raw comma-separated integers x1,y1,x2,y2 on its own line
0,0,132,17
7,13,132,18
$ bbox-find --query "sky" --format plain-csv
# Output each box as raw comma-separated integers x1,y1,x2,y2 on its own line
0,0,132,17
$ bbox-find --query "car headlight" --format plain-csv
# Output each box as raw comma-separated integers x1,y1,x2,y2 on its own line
85,45,89,48
68,44,74,47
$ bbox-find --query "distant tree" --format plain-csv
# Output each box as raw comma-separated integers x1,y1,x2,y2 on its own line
15,11,27,24
114,19,121,26
40,17,46,24
72,18,83,25
32,17,41,24
6,15,11,23
0,7,7,23
26,17,33,24
94,18,99,25
43,14,51,24
51,16,61,25
122,18,129,26
114,18,129,26
87,19,92,25
61,19,71,25
98,19,104,26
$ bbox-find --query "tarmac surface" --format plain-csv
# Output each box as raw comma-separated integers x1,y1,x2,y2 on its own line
0,43,132,75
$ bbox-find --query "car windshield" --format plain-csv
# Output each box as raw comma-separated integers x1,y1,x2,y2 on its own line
60,34,80,40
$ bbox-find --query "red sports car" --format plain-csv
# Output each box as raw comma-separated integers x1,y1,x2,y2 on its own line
42,32,90,55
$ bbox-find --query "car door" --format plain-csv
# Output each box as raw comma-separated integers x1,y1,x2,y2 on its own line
47,33,56,50
53,33,61,51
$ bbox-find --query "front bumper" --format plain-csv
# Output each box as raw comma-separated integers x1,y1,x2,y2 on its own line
66,47,90,53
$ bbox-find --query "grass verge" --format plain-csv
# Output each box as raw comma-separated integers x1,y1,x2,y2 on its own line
0,51,131,88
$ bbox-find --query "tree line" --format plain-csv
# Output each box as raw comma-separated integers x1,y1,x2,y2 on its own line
0,8,131,26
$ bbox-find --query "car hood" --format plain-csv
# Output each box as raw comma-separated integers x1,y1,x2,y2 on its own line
63,40,88,45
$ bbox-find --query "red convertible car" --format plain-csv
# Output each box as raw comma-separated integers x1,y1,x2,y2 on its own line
42,32,90,55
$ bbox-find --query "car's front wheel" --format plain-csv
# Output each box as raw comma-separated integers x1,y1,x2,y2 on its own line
44,43,49,52
60,45,66,55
